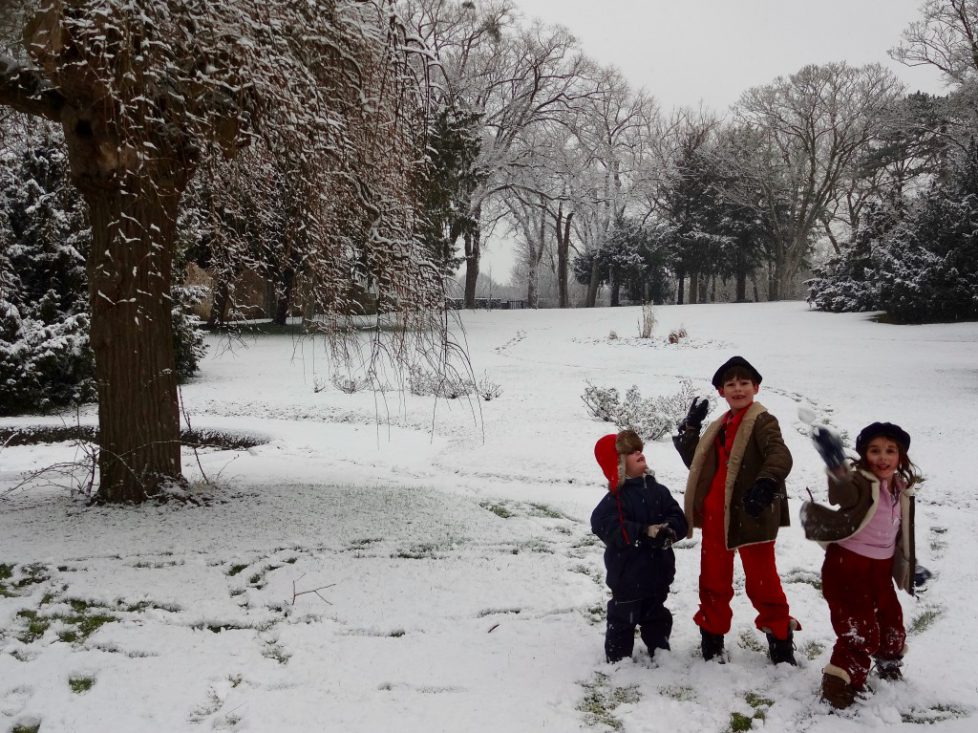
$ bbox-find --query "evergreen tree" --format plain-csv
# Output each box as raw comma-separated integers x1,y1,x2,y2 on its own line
0,128,93,415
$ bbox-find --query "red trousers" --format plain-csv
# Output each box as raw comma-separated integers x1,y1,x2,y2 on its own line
695,501,795,640
822,543,906,689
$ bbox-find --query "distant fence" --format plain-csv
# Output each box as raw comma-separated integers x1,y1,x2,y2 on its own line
446,298,527,310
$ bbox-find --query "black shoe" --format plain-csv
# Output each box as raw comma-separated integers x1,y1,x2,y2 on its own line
700,629,725,662
766,629,797,665
875,657,903,680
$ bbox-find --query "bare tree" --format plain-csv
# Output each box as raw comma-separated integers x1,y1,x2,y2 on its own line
724,63,903,299
0,1,437,502
892,0,978,86
402,0,583,306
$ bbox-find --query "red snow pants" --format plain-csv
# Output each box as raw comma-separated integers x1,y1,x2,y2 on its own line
822,543,906,689
694,481,794,640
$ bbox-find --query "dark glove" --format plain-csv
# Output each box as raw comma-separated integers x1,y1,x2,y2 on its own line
811,426,845,470
914,564,933,590
743,477,777,518
679,397,709,432
649,526,677,549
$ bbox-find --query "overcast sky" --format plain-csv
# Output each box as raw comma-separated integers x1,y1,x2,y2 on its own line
512,0,946,111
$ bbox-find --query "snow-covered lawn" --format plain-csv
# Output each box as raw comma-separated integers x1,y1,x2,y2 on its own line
2,301,977,732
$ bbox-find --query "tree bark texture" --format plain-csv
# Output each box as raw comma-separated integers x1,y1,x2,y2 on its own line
84,176,183,502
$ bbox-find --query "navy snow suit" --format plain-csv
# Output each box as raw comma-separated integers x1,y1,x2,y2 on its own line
590,474,688,662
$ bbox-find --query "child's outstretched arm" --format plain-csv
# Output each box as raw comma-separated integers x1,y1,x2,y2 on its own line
672,397,708,468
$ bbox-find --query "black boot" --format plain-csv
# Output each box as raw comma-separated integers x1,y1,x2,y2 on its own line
700,628,725,662
875,657,903,681
766,629,797,665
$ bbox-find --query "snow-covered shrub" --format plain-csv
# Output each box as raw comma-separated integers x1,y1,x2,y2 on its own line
582,379,712,440
667,327,688,344
330,373,371,394
477,375,502,401
172,286,208,382
408,365,473,399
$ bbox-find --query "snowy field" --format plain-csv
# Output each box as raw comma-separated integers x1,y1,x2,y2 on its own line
2,301,977,732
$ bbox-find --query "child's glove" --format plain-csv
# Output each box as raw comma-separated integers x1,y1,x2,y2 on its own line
811,426,846,470
646,523,677,548
678,397,709,432
743,477,777,518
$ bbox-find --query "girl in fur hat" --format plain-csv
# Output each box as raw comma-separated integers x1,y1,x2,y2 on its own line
802,422,921,709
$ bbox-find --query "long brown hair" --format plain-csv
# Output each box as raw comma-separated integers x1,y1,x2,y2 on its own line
855,439,921,490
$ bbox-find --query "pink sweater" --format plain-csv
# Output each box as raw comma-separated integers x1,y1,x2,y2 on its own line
838,478,901,559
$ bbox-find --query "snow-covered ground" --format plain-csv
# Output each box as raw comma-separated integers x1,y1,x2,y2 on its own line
2,301,977,732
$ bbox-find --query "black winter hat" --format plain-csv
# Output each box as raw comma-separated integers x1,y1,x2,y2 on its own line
855,422,911,455
711,356,762,388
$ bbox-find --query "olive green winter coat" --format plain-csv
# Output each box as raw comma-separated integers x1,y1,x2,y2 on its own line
674,401,793,550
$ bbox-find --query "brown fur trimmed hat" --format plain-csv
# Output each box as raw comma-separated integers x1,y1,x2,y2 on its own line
711,355,762,388
594,430,644,492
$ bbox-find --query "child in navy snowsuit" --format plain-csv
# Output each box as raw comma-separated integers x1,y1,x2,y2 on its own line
591,429,688,663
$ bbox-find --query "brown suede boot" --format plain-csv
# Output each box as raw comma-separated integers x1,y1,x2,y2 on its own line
822,671,857,709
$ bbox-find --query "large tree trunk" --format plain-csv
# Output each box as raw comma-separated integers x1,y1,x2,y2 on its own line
735,270,748,303
84,177,184,502
273,268,295,325
676,268,686,305
689,271,700,304
609,268,621,307
585,256,600,307
555,205,572,308
463,218,482,308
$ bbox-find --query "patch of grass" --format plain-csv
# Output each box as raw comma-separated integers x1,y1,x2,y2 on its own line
572,535,600,548
480,501,515,519
802,640,826,660
477,607,522,618
583,603,606,625
745,692,773,709
69,675,95,693
512,539,554,554
261,641,291,665
783,568,822,591
14,563,48,588
900,703,967,724
576,672,640,731
73,613,115,638
248,573,263,584
392,543,441,560
388,629,406,638
16,609,51,643
728,712,754,732
909,606,944,634
0,563,12,580
11,722,41,733
727,690,773,731
527,502,566,519
227,563,249,576
194,621,250,634
737,630,765,653
659,685,695,702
